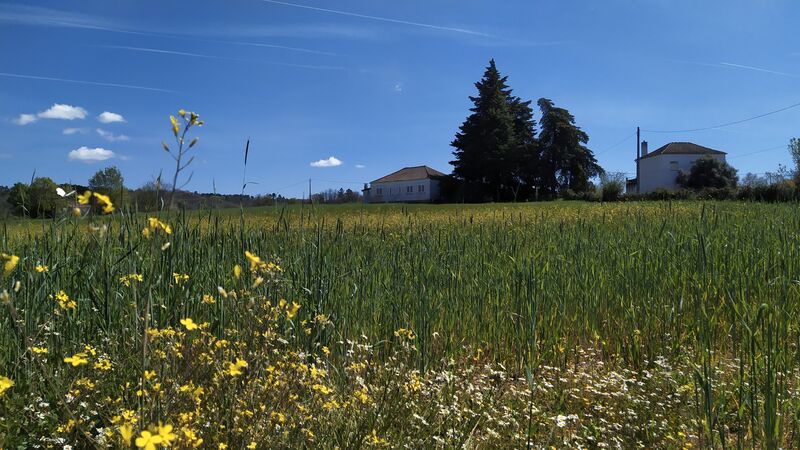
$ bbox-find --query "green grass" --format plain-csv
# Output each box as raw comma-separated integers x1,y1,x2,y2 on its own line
2,201,800,447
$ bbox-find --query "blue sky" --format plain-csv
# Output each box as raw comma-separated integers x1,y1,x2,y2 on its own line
1,0,798,197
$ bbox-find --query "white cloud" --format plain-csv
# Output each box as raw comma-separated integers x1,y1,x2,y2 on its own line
310,156,342,168
38,103,87,120
63,127,89,135
68,146,115,163
393,83,403,92
355,164,366,169
13,113,37,125
96,128,129,142
97,111,125,123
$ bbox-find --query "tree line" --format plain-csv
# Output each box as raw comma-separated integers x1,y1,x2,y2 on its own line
1,166,361,218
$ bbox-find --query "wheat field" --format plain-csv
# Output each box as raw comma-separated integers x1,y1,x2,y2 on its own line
1,201,799,448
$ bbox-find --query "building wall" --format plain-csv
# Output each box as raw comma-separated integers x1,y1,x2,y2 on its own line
368,178,439,203
639,154,726,193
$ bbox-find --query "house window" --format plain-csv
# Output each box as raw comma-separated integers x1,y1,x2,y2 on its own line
406,186,413,193
670,161,679,171
376,188,382,195
418,185,424,192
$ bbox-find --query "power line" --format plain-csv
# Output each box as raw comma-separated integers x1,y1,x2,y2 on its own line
313,178,364,185
595,131,636,155
727,144,787,159
643,99,800,133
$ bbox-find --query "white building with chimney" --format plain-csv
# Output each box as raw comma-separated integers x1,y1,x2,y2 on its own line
627,141,727,194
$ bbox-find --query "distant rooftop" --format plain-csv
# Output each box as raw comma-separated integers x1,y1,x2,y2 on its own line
640,142,726,160
371,166,446,183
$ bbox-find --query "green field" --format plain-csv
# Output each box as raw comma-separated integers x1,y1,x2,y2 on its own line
2,201,800,448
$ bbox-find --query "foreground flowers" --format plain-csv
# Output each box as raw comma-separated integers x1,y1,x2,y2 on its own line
0,375,13,395
1,253,19,277
76,190,115,214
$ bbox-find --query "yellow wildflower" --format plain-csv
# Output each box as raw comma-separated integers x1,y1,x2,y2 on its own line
35,264,49,273
55,290,77,310
227,359,248,376
119,273,144,287
312,383,332,395
180,318,199,331
64,353,89,366
77,190,92,205
244,251,262,271
1,253,19,277
202,294,216,304
144,370,156,381
0,376,14,395
135,430,162,450
157,424,177,446
173,273,189,284
170,115,179,136
369,429,388,445
233,264,242,279
119,423,134,445
94,358,112,371
247,442,257,449
32,346,48,354
286,301,301,319
92,192,114,213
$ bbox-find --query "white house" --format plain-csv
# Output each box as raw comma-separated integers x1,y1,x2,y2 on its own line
627,141,727,194
362,166,445,203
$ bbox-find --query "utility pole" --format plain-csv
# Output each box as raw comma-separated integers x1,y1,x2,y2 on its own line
636,126,641,194
308,178,312,204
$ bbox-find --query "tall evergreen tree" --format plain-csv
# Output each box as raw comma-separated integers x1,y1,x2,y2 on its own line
450,60,538,201
537,98,602,194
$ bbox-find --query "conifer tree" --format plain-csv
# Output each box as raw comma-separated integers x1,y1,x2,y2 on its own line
450,60,539,201
537,98,602,194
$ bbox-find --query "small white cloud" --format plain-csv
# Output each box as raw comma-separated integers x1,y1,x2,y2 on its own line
63,127,90,135
38,103,87,120
68,146,115,163
355,164,366,169
310,156,343,168
393,83,403,92
13,113,37,125
96,128,130,142
97,111,126,123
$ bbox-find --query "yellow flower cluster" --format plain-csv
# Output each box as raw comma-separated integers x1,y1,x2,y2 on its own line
54,290,77,310
119,273,144,287
0,375,13,395
143,217,172,238
77,190,115,214
1,253,19,277
173,273,190,284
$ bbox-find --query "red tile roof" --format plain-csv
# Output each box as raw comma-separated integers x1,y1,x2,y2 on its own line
371,166,446,183
639,142,725,160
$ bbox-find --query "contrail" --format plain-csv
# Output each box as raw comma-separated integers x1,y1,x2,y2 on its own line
257,0,492,37
0,72,175,93
96,45,346,71
719,62,795,77
0,4,338,56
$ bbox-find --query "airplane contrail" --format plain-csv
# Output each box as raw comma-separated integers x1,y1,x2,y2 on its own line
0,72,175,93
719,62,795,77
96,45,346,71
257,0,493,37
